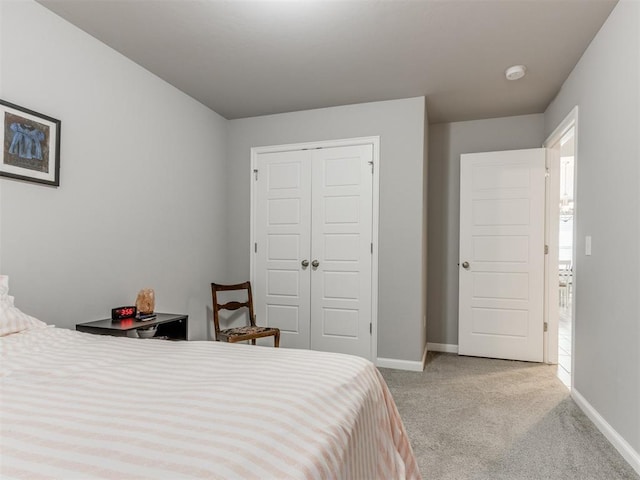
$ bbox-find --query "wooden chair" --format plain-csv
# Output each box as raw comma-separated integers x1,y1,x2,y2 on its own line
211,281,280,347
558,262,573,307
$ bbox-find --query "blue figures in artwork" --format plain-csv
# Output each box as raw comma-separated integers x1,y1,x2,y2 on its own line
8,123,45,160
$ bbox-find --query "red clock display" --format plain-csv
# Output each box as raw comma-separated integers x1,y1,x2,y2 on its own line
112,306,137,321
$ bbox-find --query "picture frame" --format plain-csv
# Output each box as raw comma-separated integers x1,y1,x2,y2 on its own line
1,99,61,187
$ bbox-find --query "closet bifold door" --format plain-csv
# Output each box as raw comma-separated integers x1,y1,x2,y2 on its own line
254,143,374,360
254,149,312,349
309,145,373,359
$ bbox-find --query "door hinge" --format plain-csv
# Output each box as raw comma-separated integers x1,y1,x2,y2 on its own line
254,242,257,253
253,168,258,181
371,243,373,254
368,160,374,173
544,245,549,255
545,167,550,178
544,322,548,332
370,323,372,334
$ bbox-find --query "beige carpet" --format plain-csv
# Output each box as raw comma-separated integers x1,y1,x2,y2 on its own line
380,352,639,480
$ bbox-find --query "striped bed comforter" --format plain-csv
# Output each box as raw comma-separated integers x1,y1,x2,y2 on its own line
1,327,420,479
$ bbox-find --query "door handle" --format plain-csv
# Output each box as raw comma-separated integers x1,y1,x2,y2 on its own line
301,260,309,268
311,260,320,268
462,261,470,269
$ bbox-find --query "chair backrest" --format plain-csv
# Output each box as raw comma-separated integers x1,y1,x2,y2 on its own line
558,260,573,286
211,281,256,339
559,260,572,271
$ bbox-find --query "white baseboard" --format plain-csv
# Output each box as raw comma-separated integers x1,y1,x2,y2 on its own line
377,346,427,372
572,388,640,475
427,342,459,354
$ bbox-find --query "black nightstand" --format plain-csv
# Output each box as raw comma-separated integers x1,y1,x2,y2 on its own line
76,313,188,340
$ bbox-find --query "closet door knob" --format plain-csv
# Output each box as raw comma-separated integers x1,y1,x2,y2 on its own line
301,260,309,268
311,260,320,268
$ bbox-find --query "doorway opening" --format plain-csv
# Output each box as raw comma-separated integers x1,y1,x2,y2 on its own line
543,106,578,389
557,128,575,388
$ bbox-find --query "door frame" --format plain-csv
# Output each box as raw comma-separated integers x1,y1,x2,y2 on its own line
543,106,578,373
249,136,380,362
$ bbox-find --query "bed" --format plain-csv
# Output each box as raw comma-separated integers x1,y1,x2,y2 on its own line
0,297,421,479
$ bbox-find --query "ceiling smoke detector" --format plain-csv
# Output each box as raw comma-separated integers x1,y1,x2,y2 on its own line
505,65,527,81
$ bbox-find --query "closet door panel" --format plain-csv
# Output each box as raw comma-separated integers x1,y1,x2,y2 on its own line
310,145,373,359
254,150,312,349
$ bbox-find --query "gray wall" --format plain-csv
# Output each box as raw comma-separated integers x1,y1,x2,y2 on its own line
427,114,545,345
227,97,428,362
0,1,228,340
544,0,639,453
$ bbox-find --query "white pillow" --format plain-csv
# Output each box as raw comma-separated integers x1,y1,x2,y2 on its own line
0,275,8,297
1,276,14,306
0,280,47,336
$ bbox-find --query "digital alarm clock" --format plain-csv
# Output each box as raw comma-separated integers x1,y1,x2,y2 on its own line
111,306,137,321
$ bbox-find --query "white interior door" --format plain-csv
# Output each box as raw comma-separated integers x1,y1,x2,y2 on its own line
309,145,373,359
458,148,546,362
254,149,311,349
253,142,374,360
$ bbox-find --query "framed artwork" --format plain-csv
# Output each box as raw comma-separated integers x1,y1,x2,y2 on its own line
1,100,61,186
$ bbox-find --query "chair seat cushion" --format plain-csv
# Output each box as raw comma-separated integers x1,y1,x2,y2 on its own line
221,326,278,337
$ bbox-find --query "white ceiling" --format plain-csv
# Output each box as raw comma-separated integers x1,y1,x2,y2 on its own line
38,0,617,123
